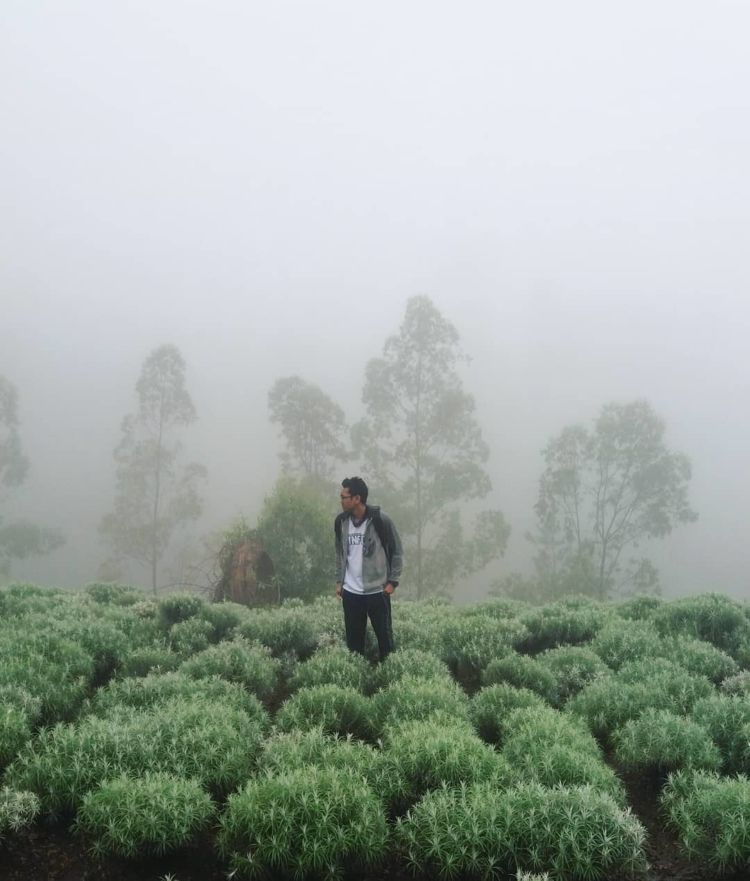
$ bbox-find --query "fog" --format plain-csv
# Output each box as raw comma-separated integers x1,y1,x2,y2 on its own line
2,1,749,600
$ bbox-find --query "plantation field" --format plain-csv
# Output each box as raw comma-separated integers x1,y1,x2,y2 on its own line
3,585,750,880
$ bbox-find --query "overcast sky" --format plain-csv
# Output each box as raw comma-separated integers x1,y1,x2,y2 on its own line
2,1,749,599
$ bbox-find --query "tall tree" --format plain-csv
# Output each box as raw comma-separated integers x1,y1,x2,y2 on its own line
268,376,348,481
100,345,206,593
0,375,64,577
533,399,697,599
353,296,509,598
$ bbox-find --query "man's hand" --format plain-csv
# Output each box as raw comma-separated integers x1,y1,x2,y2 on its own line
384,583,395,595
335,582,342,600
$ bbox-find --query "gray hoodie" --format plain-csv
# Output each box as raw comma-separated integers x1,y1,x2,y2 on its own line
334,505,404,593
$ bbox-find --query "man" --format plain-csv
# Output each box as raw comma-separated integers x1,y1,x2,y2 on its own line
334,476,403,661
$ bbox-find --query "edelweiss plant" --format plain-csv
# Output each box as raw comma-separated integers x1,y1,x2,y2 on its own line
612,708,721,777
535,645,609,706
396,781,647,880
75,773,215,859
469,684,547,745
217,766,389,880
274,684,374,741
662,769,750,871
179,636,280,702
367,648,453,693
287,644,371,695
481,652,556,702
371,676,470,738
0,786,40,843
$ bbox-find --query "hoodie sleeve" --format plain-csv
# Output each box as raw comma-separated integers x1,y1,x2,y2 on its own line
381,512,404,583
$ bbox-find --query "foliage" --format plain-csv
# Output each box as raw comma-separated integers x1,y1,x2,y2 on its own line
567,660,713,742
501,706,624,802
100,344,206,593
84,582,145,606
217,766,389,881
255,475,334,602
532,400,696,599
535,645,610,706
368,648,453,694
274,685,375,741
613,709,721,777
179,637,280,702
690,694,750,774
258,727,380,780
589,619,663,670
395,782,647,881
236,601,322,659
268,375,348,480
75,773,215,859
650,593,750,657
352,296,508,598
287,644,371,694
661,636,738,683
721,671,750,697
167,617,214,657
518,597,611,654
0,706,31,768
481,652,557,702
86,671,269,726
6,697,266,814
371,675,470,738
438,613,529,683
373,718,512,815
0,786,40,843
119,644,181,677
469,684,548,745
662,770,750,871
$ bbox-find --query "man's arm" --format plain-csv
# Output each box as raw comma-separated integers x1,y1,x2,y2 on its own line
380,512,404,585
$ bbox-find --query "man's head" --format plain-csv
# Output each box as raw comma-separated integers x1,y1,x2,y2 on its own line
340,476,368,513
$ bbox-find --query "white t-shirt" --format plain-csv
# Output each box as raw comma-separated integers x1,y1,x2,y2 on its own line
342,517,369,594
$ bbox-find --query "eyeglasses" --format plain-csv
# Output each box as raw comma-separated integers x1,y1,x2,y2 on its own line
340,494,352,500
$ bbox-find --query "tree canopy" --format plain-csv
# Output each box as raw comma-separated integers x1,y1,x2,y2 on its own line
100,345,206,593
532,399,697,599
353,295,509,597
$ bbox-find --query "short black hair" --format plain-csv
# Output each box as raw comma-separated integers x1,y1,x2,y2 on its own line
342,476,368,503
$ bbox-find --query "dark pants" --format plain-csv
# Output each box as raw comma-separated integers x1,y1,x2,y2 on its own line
342,589,394,661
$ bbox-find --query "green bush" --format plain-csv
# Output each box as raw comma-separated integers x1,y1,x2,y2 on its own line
0,706,31,768
438,614,529,682
481,652,556,702
614,595,663,621
499,706,624,801
518,596,611,654
84,582,144,606
374,718,512,815
661,636,738,684
0,786,40,843
535,645,609,706
395,782,647,881
179,637,280,702
0,685,42,726
287,644,371,695
722,671,750,696
371,676,470,738
157,593,205,629
568,661,713,742
119,644,182,678
6,697,266,814
274,685,374,741
691,694,750,774
86,671,269,725
613,709,721,776
662,769,750,871
589,620,663,670
197,601,246,641
236,603,321,659
367,648,452,693
258,727,380,780
469,684,547,745
218,766,389,880
168,617,214,657
75,773,215,859
651,593,750,657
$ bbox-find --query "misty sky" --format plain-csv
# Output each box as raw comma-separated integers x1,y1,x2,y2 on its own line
2,1,749,599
